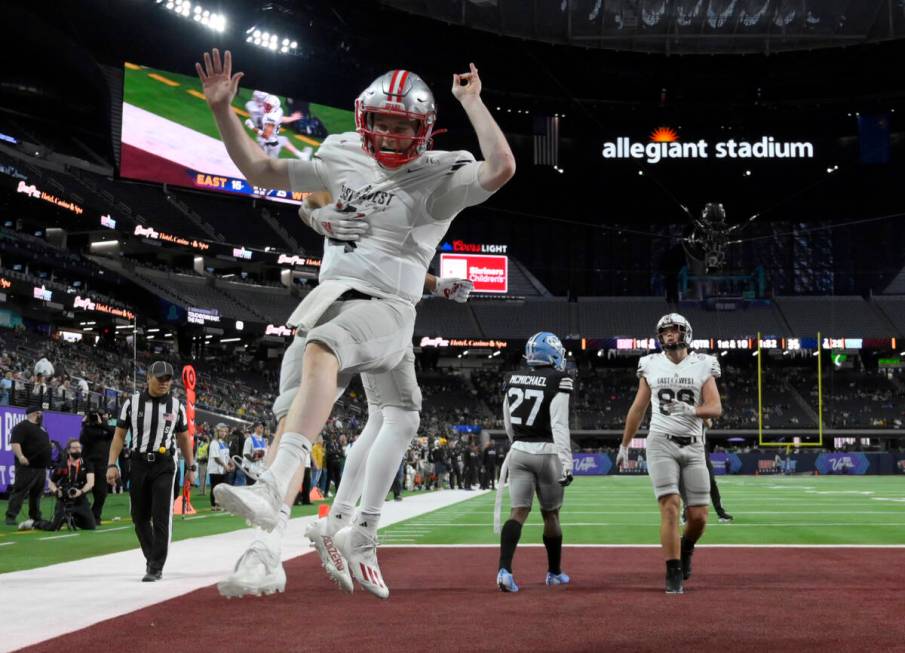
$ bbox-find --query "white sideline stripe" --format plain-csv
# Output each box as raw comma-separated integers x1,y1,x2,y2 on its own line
0,542,13,547
0,489,486,653
379,544,905,549
38,534,79,541
399,522,905,528
94,526,130,533
121,103,246,179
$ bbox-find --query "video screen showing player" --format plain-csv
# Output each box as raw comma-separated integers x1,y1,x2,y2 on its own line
243,91,312,161
120,63,353,203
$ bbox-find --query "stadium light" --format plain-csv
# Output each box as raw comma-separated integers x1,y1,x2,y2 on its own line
160,0,227,32
244,25,300,54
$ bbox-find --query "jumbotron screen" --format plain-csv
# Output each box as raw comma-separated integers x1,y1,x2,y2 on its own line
119,62,355,203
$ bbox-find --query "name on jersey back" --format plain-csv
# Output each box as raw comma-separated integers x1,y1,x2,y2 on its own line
509,375,548,387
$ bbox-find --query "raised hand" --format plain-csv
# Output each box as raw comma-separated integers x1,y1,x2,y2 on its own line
451,63,482,104
195,48,244,109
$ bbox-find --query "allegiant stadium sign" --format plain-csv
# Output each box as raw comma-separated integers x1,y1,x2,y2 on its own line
602,132,814,164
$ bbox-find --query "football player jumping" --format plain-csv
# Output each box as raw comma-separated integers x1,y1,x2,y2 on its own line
617,314,722,594
197,48,514,598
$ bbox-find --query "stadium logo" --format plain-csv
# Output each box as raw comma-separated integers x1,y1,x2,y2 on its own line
33,285,52,301
0,278,11,290
277,254,321,267
16,181,40,199
574,457,599,472
187,307,220,325
265,324,293,337
650,126,679,142
420,336,450,347
232,247,252,260
601,130,815,164
100,214,117,229
134,225,159,239
74,296,96,311
439,240,508,254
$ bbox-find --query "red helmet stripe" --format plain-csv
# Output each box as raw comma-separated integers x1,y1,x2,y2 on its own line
394,70,410,100
387,69,401,100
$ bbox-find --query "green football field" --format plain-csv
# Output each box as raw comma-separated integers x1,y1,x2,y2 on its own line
379,475,905,546
3,476,903,575
122,62,355,157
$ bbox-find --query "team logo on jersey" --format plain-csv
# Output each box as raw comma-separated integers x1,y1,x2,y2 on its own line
338,183,395,208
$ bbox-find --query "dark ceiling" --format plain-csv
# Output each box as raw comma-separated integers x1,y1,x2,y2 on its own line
380,0,905,55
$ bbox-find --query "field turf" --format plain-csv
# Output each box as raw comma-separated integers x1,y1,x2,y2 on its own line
4,475,902,575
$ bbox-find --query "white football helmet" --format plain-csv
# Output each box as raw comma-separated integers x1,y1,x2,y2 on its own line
252,90,268,104
355,69,437,169
656,313,692,350
263,94,281,113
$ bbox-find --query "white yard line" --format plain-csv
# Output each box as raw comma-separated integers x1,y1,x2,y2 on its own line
1,489,486,653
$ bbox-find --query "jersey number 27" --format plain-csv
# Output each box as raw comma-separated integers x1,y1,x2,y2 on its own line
508,388,544,426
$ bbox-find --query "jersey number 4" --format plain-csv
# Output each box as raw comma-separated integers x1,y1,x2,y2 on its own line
658,388,695,415
507,388,544,426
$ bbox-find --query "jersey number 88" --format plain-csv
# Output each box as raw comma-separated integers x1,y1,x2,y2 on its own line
657,388,695,415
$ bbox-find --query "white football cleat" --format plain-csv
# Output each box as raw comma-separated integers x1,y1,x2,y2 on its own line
333,524,389,600
213,477,282,531
305,519,354,593
217,542,286,598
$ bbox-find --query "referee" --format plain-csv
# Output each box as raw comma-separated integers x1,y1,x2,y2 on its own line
106,361,195,582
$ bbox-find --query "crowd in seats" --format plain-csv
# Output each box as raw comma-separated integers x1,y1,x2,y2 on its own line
789,368,905,429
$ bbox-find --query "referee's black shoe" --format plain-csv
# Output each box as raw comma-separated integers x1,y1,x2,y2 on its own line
142,567,162,582
665,561,685,594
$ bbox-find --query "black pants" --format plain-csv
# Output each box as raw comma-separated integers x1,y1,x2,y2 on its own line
6,465,45,522
209,473,227,507
705,454,726,514
448,462,463,489
390,463,403,499
36,496,96,531
88,461,108,523
324,458,343,495
297,466,312,504
130,457,176,574
481,464,496,490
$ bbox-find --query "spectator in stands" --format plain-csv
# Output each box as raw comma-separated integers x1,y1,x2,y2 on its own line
34,354,54,378
311,440,325,494
242,422,268,484
0,370,11,405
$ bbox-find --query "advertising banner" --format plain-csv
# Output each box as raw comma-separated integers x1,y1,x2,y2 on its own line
572,453,611,476
439,253,508,293
0,407,84,494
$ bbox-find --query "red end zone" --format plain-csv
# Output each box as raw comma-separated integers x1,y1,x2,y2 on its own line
21,547,905,653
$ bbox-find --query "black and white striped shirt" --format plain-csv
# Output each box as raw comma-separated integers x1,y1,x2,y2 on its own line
117,390,188,454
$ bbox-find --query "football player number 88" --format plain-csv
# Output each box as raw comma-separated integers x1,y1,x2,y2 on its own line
508,388,544,426
658,388,695,415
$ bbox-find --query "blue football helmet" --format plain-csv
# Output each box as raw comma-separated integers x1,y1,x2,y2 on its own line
525,331,567,371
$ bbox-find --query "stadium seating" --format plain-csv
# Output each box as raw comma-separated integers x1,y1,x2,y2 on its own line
774,296,896,337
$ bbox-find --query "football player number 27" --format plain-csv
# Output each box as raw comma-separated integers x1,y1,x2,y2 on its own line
508,388,544,426
658,388,695,415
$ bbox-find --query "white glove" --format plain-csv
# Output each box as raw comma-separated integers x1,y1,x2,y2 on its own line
433,277,474,303
244,118,256,131
558,456,573,486
662,400,697,417
299,202,369,241
615,445,629,470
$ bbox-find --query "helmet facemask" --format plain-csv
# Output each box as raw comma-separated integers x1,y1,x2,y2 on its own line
657,320,691,351
355,69,436,169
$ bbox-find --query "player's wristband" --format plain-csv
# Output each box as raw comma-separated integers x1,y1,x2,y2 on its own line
107,464,118,469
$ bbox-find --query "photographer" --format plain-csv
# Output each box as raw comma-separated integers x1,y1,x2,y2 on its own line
4,402,51,526
79,410,114,523
34,439,96,531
